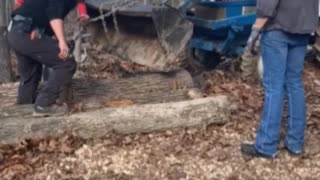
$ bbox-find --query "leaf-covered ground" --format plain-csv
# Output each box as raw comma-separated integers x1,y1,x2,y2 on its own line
1,58,320,180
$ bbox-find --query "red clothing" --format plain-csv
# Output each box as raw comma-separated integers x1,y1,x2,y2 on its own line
15,0,24,8
77,2,87,16
15,0,88,16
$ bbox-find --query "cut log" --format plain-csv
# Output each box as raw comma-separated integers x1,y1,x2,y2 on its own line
73,69,194,108
0,96,230,144
0,70,194,111
0,89,192,119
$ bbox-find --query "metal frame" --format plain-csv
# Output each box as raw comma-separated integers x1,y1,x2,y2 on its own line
180,0,256,58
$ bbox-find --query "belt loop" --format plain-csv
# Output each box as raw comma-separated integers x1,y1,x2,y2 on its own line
7,21,13,32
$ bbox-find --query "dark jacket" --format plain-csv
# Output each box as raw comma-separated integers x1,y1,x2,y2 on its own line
257,0,319,34
12,0,77,36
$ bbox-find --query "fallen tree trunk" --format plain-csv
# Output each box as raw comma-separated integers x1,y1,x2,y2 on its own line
0,70,194,110
0,96,230,144
0,89,192,119
72,69,194,108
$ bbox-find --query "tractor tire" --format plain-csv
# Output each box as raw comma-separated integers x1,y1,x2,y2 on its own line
185,47,222,75
185,48,206,75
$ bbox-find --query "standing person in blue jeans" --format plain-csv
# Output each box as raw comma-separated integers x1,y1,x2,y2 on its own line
241,0,319,158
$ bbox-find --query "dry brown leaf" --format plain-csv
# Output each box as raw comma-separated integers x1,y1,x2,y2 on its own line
48,140,58,152
38,142,47,152
59,143,73,154
102,99,135,108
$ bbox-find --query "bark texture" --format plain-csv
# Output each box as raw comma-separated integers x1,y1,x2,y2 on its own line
0,0,13,83
0,70,194,111
0,96,230,144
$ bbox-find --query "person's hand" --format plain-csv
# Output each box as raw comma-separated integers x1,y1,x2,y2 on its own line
245,28,261,55
58,41,70,60
78,15,90,26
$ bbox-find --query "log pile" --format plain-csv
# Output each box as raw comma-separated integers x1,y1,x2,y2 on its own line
0,70,231,144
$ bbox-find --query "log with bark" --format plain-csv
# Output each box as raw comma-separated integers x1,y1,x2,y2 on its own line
0,96,230,144
0,70,231,144
0,70,194,111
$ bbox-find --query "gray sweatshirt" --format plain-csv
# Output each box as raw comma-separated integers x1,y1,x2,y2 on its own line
257,0,319,34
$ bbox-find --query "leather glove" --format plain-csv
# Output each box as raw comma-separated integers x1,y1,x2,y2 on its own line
245,28,261,55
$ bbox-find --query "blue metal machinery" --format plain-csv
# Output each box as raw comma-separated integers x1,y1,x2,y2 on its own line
179,0,257,68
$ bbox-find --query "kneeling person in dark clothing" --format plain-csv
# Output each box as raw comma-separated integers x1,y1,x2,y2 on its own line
8,0,88,117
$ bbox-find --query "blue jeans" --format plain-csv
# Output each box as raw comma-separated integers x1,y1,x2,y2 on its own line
255,31,309,157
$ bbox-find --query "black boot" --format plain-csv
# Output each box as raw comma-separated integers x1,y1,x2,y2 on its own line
241,144,275,159
33,104,68,117
284,146,302,157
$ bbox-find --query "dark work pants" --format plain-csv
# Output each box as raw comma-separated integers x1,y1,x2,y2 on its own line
7,23,76,107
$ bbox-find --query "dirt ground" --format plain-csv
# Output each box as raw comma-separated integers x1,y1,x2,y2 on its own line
1,55,320,179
